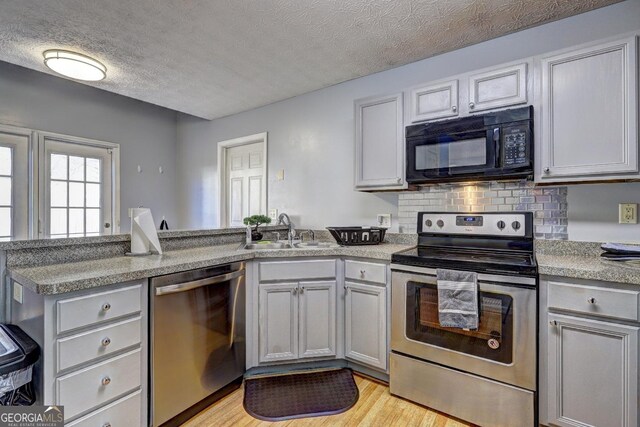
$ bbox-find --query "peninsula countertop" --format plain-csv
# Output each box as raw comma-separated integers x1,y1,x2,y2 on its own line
9,242,414,295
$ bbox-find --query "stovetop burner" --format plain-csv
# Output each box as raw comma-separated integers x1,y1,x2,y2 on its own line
392,211,537,277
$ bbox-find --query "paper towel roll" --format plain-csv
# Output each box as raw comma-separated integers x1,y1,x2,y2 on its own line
130,208,163,255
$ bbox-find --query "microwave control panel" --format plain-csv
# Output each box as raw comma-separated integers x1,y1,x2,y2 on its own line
502,125,529,167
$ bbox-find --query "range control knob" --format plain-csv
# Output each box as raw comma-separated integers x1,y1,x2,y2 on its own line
436,219,444,228
512,221,521,231
425,219,433,228
497,220,506,230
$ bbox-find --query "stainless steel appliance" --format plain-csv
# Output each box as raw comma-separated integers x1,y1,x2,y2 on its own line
405,106,533,184
390,212,537,427
150,263,245,426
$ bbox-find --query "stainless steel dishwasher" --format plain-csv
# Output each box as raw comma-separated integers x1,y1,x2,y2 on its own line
150,262,245,426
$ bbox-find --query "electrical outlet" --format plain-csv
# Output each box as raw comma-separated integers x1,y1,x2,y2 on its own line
13,282,23,304
276,170,285,181
619,203,638,224
269,208,278,221
377,214,392,228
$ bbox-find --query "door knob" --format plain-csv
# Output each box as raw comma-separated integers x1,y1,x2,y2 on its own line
104,222,111,229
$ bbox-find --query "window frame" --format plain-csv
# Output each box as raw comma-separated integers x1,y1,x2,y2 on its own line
0,124,34,240
36,131,121,238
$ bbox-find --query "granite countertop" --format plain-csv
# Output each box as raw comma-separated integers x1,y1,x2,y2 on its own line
10,242,413,295
536,240,640,286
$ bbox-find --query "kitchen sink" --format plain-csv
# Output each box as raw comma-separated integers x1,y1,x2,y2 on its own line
294,241,339,249
244,242,292,250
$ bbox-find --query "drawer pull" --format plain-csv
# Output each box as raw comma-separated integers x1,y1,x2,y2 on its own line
587,297,596,304
360,269,366,277
101,302,112,312
101,337,111,347
101,376,111,386
103,423,111,427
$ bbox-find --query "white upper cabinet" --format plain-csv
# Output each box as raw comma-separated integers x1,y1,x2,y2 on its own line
537,36,638,182
354,93,405,191
467,62,528,113
409,79,459,122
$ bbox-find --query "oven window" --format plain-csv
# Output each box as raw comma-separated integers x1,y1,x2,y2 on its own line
406,281,513,364
415,137,487,170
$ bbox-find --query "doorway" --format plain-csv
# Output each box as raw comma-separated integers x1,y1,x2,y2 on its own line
218,133,267,228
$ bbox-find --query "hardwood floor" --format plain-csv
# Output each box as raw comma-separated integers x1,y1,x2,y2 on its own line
183,374,474,427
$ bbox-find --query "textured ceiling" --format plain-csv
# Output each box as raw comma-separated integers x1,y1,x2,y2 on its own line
0,0,621,119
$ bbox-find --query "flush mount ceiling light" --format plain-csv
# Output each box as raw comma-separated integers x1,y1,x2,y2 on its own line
43,49,106,81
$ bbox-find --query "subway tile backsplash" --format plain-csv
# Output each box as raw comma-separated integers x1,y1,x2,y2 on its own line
397,181,568,240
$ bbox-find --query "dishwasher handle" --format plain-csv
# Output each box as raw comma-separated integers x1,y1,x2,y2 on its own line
155,269,244,296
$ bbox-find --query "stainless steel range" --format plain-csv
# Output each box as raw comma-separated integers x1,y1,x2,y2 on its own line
390,212,537,427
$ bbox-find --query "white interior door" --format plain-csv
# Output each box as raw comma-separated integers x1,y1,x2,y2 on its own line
225,141,265,227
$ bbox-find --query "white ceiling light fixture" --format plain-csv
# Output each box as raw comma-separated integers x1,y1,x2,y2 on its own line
43,49,107,81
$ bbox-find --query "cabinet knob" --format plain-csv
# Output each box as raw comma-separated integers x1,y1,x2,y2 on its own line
103,423,111,427
101,376,111,386
549,320,557,326
451,105,457,112
396,177,402,184
360,269,366,278
469,102,475,110
300,287,304,294
101,302,111,312
587,297,596,304
292,288,297,295
101,337,111,347
544,167,550,174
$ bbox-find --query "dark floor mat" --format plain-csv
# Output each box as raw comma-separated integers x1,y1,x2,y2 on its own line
243,368,359,421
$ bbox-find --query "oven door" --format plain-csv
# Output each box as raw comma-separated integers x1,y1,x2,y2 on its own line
406,127,497,182
391,266,536,390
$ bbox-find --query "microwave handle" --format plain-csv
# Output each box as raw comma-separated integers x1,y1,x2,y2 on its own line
493,127,501,167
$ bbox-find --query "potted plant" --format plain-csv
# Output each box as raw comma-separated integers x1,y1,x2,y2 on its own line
243,214,272,241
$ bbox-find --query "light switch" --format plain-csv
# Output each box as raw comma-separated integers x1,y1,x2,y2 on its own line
13,282,23,304
276,169,285,181
269,209,278,221
377,214,392,228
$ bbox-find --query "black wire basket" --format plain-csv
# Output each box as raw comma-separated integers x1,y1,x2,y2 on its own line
326,226,387,246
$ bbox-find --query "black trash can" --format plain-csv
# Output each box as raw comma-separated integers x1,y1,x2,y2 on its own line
0,324,40,406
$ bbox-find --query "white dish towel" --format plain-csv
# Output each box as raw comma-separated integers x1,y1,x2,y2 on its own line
437,268,479,330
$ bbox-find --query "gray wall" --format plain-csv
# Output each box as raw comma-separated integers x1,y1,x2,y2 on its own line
0,62,178,231
176,0,640,242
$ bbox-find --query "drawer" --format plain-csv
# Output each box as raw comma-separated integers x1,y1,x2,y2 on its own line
57,348,141,420
66,389,142,427
57,316,142,373
259,259,336,281
57,284,142,334
548,280,640,321
345,260,387,284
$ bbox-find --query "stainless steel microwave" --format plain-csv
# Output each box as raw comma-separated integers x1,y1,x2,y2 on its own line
405,106,533,184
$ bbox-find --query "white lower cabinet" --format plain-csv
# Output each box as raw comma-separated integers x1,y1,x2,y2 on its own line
344,281,387,370
547,313,638,427
258,279,337,364
10,280,147,425
542,277,639,427
258,282,299,362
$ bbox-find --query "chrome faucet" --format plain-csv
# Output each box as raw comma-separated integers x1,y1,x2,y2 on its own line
277,213,295,244
298,230,315,242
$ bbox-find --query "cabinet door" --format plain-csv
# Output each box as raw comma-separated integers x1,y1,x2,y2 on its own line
354,93,405,190
547,313,638,427
467,62,527,112
258,282,298,363
298,281,336,358
539,37,638,181
409,80,458,122
344,281,387,370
